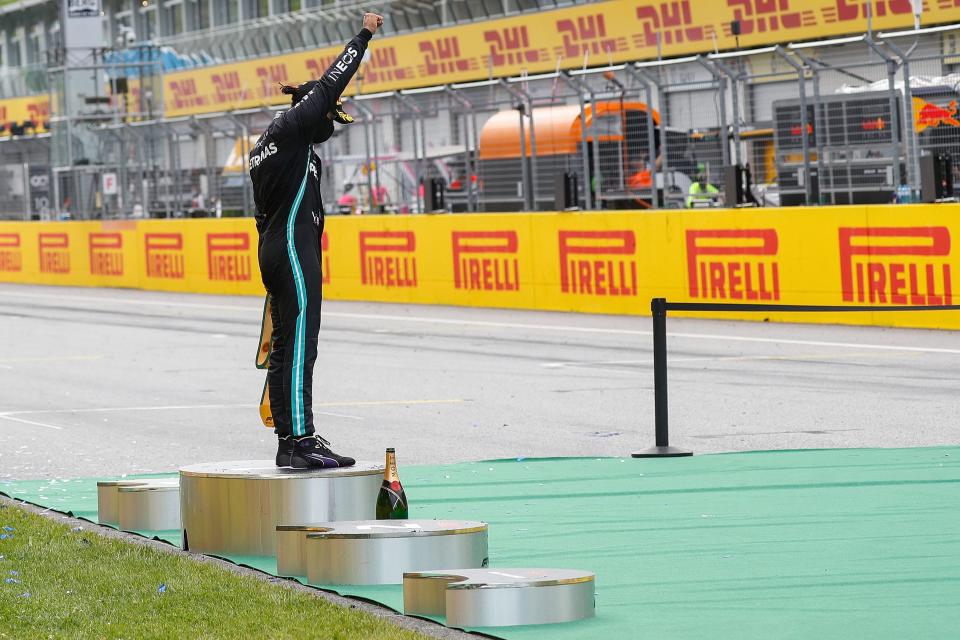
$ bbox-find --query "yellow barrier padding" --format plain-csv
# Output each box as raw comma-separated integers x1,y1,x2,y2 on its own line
2,205,960,330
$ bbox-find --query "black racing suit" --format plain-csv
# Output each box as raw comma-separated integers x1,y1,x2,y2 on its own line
250,28,371,438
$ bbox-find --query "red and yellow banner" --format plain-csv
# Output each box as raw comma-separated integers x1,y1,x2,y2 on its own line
160,0,960,117
3,204,960,330
0,94,50,131
4,1,959,122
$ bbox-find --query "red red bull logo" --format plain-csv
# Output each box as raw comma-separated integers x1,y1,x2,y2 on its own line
452,231,519,292
207,233,252,281
839,227,952,305
686,229,780,301
359,231,417,288
559,230,637,296
145,233,185,279
38,233,70,274
321,232,331,285
89,233,124,277
0,233,22,272
913,97,960,133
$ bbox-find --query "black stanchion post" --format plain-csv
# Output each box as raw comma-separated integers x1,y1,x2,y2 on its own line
633,298,692,458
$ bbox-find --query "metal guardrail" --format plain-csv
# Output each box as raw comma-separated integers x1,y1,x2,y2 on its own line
633,297,960,459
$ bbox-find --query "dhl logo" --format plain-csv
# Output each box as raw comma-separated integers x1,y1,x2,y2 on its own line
38,233,70,274
452,231,519,292
145,233,186,279
559,231,637,297
556,14,623,58
862,117,886,131
359,231,417,288
89,232,124,277
790,123,813,136
913,97,960,133
207,233,252,282
686,229,780,301
321,232,330,285
723,0,815,35
168,78,206,110
0,233,22,272
839,227,952,305
483,26,543,66
364,47,413,85
256,64,288,101
635,2,710,48
211,70,247,104
826,0,916,23
418,37,476,76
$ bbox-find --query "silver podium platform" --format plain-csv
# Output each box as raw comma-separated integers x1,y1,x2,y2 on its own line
97,478,179,529
274,520,488,584
404,568,596,627
179,460,383,556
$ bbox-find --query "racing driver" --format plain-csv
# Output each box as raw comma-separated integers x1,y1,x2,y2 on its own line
250,12,383,469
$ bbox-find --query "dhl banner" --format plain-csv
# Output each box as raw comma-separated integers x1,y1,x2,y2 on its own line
2,205,960,330
0,94,50,132
5,1,960,122
161,0,960,117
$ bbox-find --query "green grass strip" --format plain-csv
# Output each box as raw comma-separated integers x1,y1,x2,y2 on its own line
0,502,430,640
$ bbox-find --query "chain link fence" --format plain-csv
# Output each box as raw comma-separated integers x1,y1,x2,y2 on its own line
3,31,960,220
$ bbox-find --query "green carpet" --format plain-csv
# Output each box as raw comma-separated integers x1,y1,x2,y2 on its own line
3,448,960,639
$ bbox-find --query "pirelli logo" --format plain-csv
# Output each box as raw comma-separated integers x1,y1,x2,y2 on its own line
89,233,124,277
0,233,22,272
321,232,330,285
145,233,185,279
206,233,252,282
839,227,952,305
559,230,637,296
359,231,417,288
38,233,70,274
452,231,519,292
686,229,780,301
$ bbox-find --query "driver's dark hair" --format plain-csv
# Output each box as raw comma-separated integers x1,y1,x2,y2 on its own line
279,81,318,107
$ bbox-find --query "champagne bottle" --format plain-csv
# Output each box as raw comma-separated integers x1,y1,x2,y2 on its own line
376,448,408,519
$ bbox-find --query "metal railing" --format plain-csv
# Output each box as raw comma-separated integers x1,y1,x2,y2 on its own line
3,25,960,220
633,296,960,459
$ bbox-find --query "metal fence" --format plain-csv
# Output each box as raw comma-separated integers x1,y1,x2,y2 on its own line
3,27,960,220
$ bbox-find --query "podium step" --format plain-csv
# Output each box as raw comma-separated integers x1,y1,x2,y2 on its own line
275,520,488,583
403,568,596,627
97,479,179,528
178,460,383,556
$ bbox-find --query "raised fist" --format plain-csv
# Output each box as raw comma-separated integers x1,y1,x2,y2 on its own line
363,13,384,35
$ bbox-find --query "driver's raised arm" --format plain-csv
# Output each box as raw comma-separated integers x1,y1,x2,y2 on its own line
285,13,383,139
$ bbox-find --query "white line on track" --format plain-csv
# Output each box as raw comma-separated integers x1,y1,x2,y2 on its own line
0,399,464,418
0,415,63,430
0,355,103,364
4,289,960,355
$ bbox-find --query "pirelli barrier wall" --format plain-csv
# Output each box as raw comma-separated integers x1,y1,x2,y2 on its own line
0,206,958,330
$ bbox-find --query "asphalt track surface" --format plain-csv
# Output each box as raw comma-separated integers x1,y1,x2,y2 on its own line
1,283,959,480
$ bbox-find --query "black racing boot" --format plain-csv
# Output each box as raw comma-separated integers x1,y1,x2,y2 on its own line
276,436,293,467
290,435,356,469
